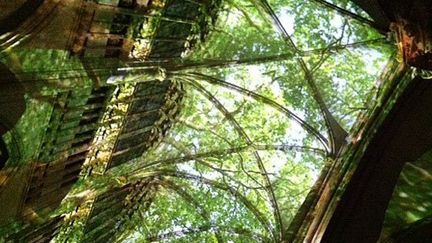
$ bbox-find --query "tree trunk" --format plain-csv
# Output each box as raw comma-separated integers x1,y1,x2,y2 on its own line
350,0,432,70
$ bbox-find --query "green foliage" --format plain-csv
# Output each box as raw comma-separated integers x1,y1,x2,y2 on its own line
2,0,395,242
1,50,93,165
116,0,392,240
3,98,52,164
383,150,432,235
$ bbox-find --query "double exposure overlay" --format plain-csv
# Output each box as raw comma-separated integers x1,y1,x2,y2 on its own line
1,0,431,242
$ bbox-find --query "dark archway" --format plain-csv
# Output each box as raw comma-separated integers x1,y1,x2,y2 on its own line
321,76,432,242
0,63,26,169
0,137,8,169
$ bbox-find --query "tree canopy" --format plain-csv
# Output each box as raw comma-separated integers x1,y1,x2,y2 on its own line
0,0,402,242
